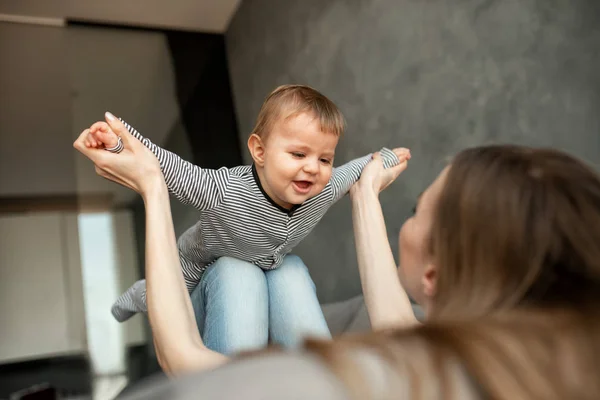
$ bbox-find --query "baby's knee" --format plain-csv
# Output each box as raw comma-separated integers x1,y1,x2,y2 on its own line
207,256,265,282
282,254,309,272
269,255,312,282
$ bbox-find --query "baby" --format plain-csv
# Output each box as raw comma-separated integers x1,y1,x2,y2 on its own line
84,85,409,324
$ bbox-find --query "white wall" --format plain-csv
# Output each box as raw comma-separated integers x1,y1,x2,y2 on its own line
0,0,241,33
69,25,180,206
0,21,180,206
0,23,74,197
78,213,126,375
0,210,145,367
0,212,86,363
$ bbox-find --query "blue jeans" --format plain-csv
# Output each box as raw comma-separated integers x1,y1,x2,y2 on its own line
190,255,331,355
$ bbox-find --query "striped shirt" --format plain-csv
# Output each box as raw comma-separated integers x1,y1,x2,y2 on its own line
112,120,400,322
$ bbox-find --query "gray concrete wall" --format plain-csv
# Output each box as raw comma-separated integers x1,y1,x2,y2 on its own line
226,0,600,303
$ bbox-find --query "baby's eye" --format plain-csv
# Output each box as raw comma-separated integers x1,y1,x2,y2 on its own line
291,152,305,158
320,159,332,165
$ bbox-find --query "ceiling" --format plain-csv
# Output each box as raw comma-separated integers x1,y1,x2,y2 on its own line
0,1,241,207
0,0,241,33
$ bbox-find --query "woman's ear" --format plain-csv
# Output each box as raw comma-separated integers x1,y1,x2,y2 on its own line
422,263,438,298
248,134,266,167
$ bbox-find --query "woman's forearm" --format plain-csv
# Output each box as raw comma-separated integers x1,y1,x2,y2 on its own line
142,181,227,374
351,188,418,330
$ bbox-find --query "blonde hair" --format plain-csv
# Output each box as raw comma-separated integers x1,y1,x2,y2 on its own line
251,85,345,139
427,145,600,320
304,308,600,400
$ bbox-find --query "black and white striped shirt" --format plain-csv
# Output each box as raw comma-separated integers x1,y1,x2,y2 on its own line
111,120,399,322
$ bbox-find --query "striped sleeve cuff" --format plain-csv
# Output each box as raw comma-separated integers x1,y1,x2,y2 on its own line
119,118,147,143
380,147,400,168
329,147,400,203
104,136,124,153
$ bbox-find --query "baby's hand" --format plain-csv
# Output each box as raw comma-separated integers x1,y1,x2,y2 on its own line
84,121,120,149
392,147,411,164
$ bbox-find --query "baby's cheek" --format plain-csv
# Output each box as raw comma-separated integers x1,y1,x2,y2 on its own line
321,168,333,183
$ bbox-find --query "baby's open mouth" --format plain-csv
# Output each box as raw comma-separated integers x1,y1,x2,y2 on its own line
292,180,313,193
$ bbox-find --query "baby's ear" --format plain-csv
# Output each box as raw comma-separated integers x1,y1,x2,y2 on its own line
247,133,266,166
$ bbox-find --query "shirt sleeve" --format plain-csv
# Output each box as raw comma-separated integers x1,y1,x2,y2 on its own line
329,147,399,203
120,119,229,211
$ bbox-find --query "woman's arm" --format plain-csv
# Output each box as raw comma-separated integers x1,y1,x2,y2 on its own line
142,179,228,375
113,114,230,211
74,116,228,376
349,152,418,330
351,187,418,330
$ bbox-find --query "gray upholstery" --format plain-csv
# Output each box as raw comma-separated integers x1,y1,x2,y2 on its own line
122,353,350,400
118,294,423,399
321,294,424,336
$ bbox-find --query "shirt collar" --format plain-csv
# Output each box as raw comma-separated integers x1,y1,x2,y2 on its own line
251,164,301,215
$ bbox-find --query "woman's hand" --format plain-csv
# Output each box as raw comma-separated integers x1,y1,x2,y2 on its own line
349,147,418,330
73,112,164,198
75,112,226,374
351,147,411,197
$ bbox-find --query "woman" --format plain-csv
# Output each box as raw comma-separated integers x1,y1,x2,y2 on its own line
74,116,600,398
353,145,600,327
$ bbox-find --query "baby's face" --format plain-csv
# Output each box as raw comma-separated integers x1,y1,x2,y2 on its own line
261,112,339,208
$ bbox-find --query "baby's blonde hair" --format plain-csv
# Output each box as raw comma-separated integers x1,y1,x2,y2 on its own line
251,85,345,139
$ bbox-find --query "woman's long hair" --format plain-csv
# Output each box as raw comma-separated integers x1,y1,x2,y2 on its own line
305,146,600,399
428,146,600,319
305,309,600,400
244,146,600,399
